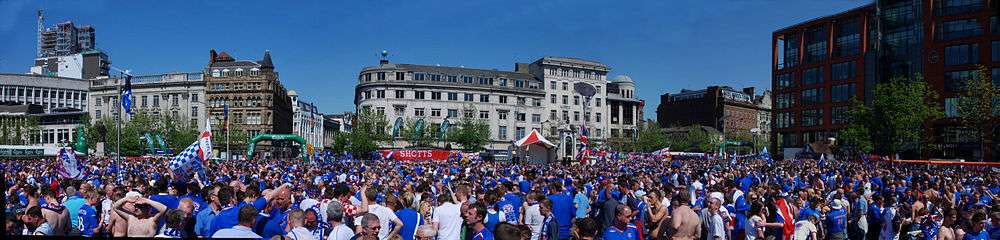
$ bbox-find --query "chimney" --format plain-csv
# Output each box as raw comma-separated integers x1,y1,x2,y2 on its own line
515,63,530,74
209,49,218,64
742,87,755,95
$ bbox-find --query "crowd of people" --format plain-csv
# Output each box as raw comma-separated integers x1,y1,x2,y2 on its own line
2,153,999,240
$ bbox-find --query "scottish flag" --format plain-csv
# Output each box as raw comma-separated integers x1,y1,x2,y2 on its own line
121,74,133,115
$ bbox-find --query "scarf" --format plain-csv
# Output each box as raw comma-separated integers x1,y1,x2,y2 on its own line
162,228,185,238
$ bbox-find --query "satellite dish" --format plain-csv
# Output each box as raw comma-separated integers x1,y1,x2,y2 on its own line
574,82,597,97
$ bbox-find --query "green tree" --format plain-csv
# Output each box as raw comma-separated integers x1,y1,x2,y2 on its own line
955,65,999,161
330,132,349,154
161,113,198,154
348,108,389,157
849,75,942,157
448,105,490,152
401,119,438,148
839,99,874,156
635,123,668,152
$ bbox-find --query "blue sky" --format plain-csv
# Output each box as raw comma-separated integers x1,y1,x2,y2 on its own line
0,0,869,116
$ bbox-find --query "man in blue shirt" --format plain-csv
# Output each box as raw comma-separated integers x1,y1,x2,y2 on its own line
573,183,591,219
464,202,495,240
194,185,219,237
390,194,423,240
498,182,523,224
825,200,848,240
603,205,639,240
206,185,243,237
546,182,574,240
259,183,294,239
76,190,100,237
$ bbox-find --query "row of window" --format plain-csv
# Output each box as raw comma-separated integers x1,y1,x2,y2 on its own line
361,89,543,106
210,68,261,78
548,81,604,94
775,84,856,109
775,106,851,129
210,82,265,91
544,67,605,81
360,71,540,90
780,18,862,68
775,61,857,90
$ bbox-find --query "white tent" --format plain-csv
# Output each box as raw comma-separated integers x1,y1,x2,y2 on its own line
514,129,556,164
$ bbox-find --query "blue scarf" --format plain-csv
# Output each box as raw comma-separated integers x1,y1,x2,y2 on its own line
162,228,185,238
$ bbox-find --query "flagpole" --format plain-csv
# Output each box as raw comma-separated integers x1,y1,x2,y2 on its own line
115,71,122,182
226,104,230,161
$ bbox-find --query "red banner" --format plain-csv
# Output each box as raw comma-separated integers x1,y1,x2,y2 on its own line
381,149,458,161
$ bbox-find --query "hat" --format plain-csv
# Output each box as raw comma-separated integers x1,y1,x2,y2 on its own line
830,199,843,210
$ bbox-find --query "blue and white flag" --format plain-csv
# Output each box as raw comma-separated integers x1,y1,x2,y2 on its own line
121,74,133,115
169,119,212,182
56,148,88,179
760,147,773,165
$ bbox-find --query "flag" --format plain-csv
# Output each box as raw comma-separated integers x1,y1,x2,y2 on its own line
760,147,773,165
169,119,212,182
56,148,88,179
121,74,133,115
579,124,589,145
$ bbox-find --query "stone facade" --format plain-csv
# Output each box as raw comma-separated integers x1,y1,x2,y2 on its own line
88,72,207,130
289,90,324,150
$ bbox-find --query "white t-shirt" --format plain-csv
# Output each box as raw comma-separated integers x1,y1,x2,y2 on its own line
745,215,763,240
792,220,816,240
368,204,401,240
327,223,355,240
432,202,462,240
524,204,543,240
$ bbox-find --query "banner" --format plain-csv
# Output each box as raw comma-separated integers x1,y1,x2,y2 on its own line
380,149,460,161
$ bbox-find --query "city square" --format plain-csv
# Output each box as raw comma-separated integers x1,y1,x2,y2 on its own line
0,1,998,239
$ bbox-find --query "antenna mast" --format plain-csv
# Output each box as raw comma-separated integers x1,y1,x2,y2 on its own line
37,9,44,58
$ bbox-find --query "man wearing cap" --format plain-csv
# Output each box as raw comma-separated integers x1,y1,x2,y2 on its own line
826,199,848,240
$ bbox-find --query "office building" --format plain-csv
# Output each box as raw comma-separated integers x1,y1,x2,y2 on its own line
771,0,999,159
87,72,207,130
289,90,324,150
0,73,89,113
657,86,767,136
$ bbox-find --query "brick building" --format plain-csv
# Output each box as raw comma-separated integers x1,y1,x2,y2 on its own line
657,86,767,137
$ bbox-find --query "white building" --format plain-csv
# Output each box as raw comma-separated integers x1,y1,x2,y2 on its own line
289,90,324,150
0,73,89,113
527,57,611,159
88,72,207,130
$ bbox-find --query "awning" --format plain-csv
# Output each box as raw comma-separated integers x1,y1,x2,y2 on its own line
514,129,556,148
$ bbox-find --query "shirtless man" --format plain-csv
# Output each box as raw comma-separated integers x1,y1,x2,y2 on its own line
39,187,70,235
107,190,129,237
113,194,167,237
671,192,701,240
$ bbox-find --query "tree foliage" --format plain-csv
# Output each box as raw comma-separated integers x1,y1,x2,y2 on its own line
347,108,388,157
634,123,668,152
838,99,874,155
843,75,942,157
955,65,999,161
448,105,490,152
401,119,439,148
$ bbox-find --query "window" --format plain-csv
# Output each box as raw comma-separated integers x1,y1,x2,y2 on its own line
394,106,405,116
447,75,457,82
464,94,474,102
945,70,977,92
993,41,1000,62
550,94,557,104
153,95,160,107
479,111,489,119
515,127,525,140
376,107,385,116
463,76,473,84
532,114,541,123
415,108,426,117
499,96,508,104
562,82,568,90
776,73,795,89
937,19,982,41
479,94,489,103
783,34,800,68
801,109,823,126
447,109,458,118
212,69,220,77
414,73,425,81
802,67,824,85
550,81,556,89
447,92,458,101
415,91,425,99
944,97,960,117
514,80,525,88
431,91,441,100
776,93,796,109
834,18,861,57
831,106,849,125
574,111,580,121
499,78,508,87
499,126,508,140
935,0,983,16
945,44,979,66
573,96,580,105
801,88,823,104
362,73,371,82
479,77,493,85
498,111,509,120
192,94,198,102
550,110,557,120
377,72,386,80
516,112,526,122
805,26,828,63
596,113,602,122
831,61,855,81
431,108,441,117
831,84,856,102
141,96,148,107
533,98,541,107
562,111,569,121
430,74,441,81
396,72,405,80
562,95,568,105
